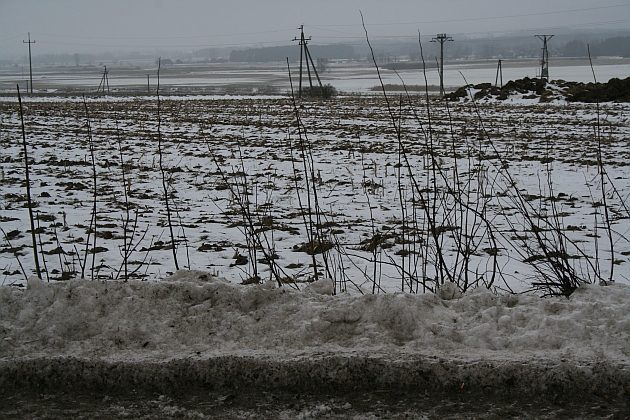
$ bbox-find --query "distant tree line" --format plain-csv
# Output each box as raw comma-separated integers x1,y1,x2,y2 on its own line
366,34,630,61
229,44,356,63
560,37,630,58
2,33,626,68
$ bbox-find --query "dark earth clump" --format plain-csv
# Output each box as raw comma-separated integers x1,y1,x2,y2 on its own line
446,77,630,103
564,77,630,102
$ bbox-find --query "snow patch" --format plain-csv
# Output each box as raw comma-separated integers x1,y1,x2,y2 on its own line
305,278,335,296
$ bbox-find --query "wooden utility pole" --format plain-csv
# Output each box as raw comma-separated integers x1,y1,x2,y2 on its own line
97,65,110,94
292,25,324,98
23,33,36,94
147,74,150,94
105,66,110,92
431,33,453,96
495,59,503,88
292,25,310,98
535,35,554,80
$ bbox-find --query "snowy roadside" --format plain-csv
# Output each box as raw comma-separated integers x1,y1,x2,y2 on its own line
3,351,629,399
1,271,629,399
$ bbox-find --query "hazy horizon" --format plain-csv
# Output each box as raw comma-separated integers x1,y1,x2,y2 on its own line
1,0,628,58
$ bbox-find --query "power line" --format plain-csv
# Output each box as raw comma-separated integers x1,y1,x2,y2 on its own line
309,3,630,28
31,38,292,50
36,27,296,41
308,18,630,44
3,17,628,54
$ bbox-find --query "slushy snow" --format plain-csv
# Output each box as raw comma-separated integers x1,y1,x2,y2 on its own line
1,271,628,362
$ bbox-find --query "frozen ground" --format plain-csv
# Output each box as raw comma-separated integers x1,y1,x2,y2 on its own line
2,388,628,418
0,272,629,416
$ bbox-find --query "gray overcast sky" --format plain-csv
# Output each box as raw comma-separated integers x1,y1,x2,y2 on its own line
1,0,628,56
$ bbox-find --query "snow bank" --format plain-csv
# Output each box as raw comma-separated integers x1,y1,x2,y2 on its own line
1,271,629,396
2,271,628,360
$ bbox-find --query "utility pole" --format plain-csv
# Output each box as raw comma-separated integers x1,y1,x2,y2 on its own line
97,65,110,95
147,74,150,94
292,25,310,98
104,66,110,93
535,35,554,80
23,32,36,94
291,25,323,98
495,59,503,88
431,33,453,96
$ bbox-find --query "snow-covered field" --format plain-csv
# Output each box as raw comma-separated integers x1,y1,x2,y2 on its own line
1,94,629,293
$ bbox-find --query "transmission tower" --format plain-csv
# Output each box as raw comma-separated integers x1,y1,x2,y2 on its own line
431,33,453,96
292,25,323,98
22,32,36,94
535,35,554,80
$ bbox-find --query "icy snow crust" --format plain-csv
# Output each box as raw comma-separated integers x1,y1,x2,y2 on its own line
1,271,629,397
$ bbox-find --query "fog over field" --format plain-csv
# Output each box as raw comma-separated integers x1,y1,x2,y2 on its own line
1,0,628,56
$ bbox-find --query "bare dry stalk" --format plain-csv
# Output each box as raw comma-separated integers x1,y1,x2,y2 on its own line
17,84,41,279
588,44,614,284
205,141,292,287
286,58,335,284
156,58,180,270
81,96,97,281
459,73,598,295
115,121,130,280
35,212,50,282
0,225,28,281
